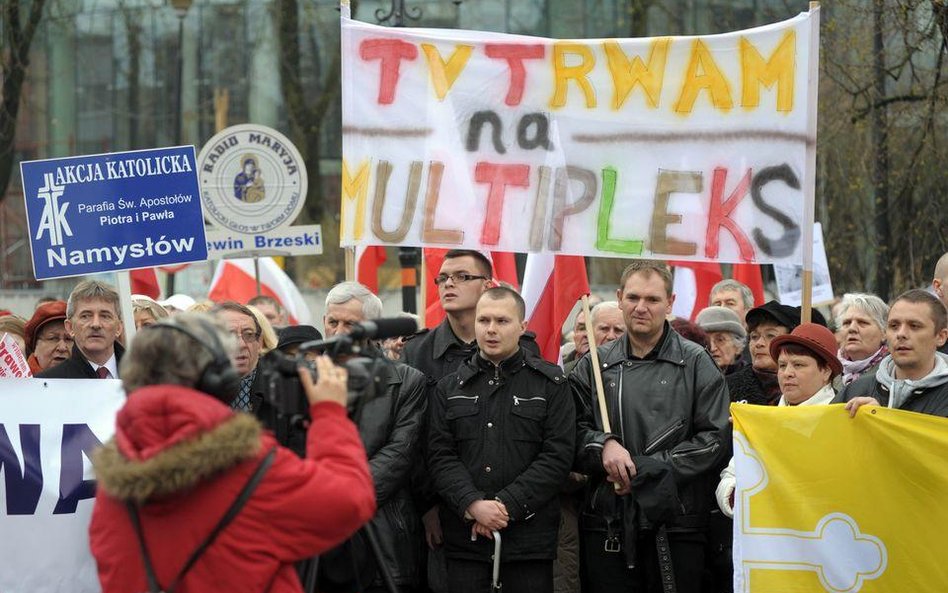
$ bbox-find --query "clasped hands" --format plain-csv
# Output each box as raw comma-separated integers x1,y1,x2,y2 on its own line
465,499,509,540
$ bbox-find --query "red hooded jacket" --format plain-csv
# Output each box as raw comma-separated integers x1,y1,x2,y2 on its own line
89,385,376,593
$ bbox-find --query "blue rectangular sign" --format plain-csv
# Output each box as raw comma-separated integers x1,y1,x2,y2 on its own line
20,146,208,280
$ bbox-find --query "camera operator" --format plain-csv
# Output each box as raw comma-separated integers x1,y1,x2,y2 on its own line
89,313,376,593
318,282,428,593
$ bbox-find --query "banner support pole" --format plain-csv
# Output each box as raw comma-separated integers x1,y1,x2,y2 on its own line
419,249,427,328
801,1,821,323
254,257,262,296
582,295,610,434
582,294,621,492
345,246,356,281
116,270,137,346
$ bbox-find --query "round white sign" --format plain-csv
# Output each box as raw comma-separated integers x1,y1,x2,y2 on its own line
197,124,308,233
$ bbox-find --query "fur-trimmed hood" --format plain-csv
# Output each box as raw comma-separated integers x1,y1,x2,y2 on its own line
93,384,262,503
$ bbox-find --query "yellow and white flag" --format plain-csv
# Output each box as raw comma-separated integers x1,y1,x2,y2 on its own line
732,403,948,593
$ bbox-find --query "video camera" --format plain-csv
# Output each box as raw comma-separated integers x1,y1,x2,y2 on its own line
255,317,419,444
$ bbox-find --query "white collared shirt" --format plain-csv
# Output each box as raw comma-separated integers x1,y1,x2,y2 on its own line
90,353,119,379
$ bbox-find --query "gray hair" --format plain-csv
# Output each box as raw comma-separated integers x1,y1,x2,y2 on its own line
590,301,620,326
120,313,237,397
710,279,754,309
325,281,383,320
67,280,121,319
730,334,747,352
834,293,888,333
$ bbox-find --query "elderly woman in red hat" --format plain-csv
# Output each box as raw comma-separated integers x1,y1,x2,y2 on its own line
716,323,842,517
23,300,73,375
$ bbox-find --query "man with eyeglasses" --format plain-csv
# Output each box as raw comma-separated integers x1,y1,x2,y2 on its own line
403,250,495,383
211,301,264,412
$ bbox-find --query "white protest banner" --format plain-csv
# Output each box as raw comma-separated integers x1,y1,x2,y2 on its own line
0,334,32,378
0,379,125,593
774,222,833,306
340,10,818,264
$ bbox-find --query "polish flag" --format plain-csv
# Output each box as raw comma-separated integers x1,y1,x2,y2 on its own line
355,245,388,294
424,248,450,329
208,257,312,324
733,263,766,306
423,249,520,329
671,261,724,321
522,254,589,363
130,268,161,300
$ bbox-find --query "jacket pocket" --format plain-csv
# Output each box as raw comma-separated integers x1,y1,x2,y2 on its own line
510,396,547,442
643,416,686,455
445,395,480,439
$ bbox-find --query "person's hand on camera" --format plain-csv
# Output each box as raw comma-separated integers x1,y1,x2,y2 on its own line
299,356,348,407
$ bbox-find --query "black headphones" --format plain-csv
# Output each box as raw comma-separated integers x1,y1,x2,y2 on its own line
144,318,242,403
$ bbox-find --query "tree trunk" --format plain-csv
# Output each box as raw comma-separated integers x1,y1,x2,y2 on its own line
125,12,142,149
871,0,891,299
278,0,322,222
0,0,47,204
627,0,652,37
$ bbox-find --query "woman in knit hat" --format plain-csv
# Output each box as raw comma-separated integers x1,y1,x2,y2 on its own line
695,306,747,375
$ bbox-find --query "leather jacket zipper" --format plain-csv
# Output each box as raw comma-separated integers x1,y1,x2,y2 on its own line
671,442,719,459
513,396,546,405
644,419,685,455
616,372,625,439
447,395,479,403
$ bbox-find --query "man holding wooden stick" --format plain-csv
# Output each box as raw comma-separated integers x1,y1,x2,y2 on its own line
570,261,730,593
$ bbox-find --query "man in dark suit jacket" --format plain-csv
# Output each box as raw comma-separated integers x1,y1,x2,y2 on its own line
37,280,125,379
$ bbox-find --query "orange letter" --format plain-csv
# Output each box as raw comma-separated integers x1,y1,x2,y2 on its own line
674,39,733,114
341,159,370,241
604,38,670,109
422,43,473,101
550,42,597,109
740,31,795,112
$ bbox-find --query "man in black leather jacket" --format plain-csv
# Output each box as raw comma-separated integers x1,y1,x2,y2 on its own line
317,281,428,593
570,261,730,593
428,287,575,593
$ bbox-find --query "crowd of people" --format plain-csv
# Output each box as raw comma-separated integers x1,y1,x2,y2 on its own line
3,249,948,593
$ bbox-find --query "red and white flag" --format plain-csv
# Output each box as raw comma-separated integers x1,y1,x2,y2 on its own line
0,333,31,378
671,261,724,321
522,254,589,363
208,257,312,324
129,268,161,300
355,245,388,294
423,249,520,329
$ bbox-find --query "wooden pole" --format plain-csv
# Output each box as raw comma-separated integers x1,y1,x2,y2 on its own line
582,295,611,434
253,257,262,296
345,246,356,281
801,1,821,323
116,271,137,346
419,249,427,328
